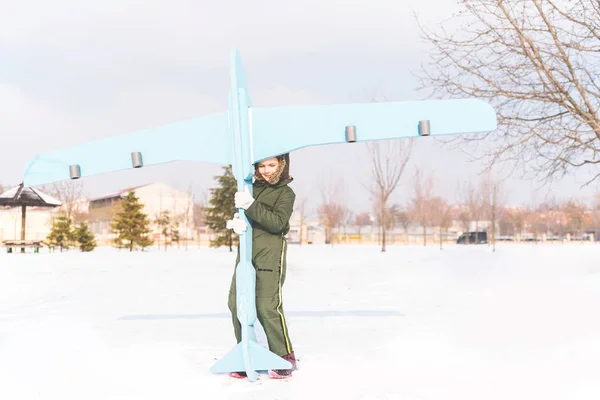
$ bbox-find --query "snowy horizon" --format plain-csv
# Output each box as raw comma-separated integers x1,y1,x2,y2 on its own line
1,243,599,399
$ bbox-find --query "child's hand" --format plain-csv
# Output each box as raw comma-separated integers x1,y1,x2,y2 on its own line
226,213,248,234
235,186,255,209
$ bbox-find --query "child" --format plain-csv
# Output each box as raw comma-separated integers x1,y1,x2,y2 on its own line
225,153,297,379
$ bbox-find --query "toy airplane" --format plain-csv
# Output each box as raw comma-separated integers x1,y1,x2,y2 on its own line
22,49,497,382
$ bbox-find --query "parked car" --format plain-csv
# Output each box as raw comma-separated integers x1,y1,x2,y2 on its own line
456,231,488,244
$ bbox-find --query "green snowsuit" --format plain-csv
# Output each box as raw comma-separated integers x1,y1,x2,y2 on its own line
228,177,296,357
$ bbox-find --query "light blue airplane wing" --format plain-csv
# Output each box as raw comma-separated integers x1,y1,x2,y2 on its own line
250,98,497,162
23,112,231,187
22,99,497,187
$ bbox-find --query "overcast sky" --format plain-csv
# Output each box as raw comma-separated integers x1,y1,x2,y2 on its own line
1,0,598,216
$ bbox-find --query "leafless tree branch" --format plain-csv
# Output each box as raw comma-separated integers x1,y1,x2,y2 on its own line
366,138,414,251
416,0,600,185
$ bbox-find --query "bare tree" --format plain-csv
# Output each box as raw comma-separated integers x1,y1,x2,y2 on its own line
342,208,354,236
418,0,600,186
395,206,413,237
411,168,435,246
295,196,308,246
510,207,528,240
430,196,452,250
591,194,600,239
536,196,561,240
193,188,209,246
355,212,372,237
366,139,414,252
181,183,195,250
194,188,208,228
318,175,346,245
466,181,486,244
193,203,206,246
170,190,180,249
457,181,481,244
385,204,399,243
481,176,506,251
456,206,472,243
535,201,556,241
497,208,512,238
41,180,85,221
563,199,588,237
317,203,345,244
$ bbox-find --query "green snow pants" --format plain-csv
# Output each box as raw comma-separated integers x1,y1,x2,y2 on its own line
227,241,293,357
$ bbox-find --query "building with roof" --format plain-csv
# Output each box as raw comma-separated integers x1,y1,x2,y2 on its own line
88,182,194,245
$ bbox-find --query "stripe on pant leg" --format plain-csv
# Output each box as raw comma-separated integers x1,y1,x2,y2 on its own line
275,238,292,354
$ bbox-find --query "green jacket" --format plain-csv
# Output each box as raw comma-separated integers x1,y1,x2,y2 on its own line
229,177,296,356
237,177,295,268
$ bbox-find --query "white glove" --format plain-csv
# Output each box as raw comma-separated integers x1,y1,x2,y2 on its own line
234,186,255,209
226,213,248,234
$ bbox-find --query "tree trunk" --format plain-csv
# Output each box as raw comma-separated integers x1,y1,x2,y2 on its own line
299,215,304,246
492,208,496,252
381,198,387,252
20,205,26,253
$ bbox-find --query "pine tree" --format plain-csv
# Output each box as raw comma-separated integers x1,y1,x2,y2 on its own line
111,191,154,252
169,218,181,248
204,165,238,251
74,223,97,252
47,213,74,252
154,210,171,251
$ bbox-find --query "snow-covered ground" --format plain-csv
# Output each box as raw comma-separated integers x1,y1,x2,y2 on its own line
1,243,599,400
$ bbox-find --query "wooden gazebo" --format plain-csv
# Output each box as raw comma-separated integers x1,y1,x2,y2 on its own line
0,183,62,253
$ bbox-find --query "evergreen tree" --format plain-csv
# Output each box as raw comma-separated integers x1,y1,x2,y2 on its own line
74,223,97,252
204,165,237,251
46,214,73,252
170,213,184,249
169,221,180,248
111,191,153,251
154,210,171,251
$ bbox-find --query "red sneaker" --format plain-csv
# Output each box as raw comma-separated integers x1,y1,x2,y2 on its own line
268,352,297,379
229,371,247,379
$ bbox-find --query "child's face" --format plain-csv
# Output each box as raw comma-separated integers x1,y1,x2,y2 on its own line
257,157,279,182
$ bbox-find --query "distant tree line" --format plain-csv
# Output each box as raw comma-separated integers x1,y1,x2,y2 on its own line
199,144,600,251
